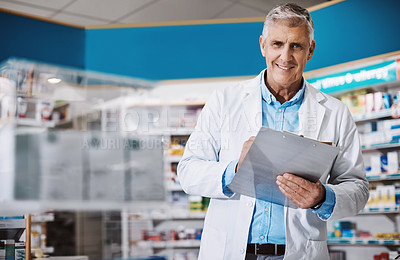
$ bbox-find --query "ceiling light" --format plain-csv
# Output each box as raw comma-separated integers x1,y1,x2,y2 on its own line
47,77,62,84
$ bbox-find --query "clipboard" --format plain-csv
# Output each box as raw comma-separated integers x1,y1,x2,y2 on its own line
228,127,339,208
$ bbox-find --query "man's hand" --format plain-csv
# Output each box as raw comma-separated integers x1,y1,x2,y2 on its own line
276,173,326,209
236,136,256,172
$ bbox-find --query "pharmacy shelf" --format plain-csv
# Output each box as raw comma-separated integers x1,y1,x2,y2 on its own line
135,128,195,136
16,118,71,128
165,155,183,163
31,214,55,222
367,173,400,181
54,102,69,110
54,119,73,127
163,128,195,135
353,109,392,123
42,247,55,254
137,240,201,249
129,100,205,108
362,141,400,151
16,118,56,127
359,207,399,214
0,218,25,229
136,211,206,221
165,182,183,192
31,247,55,255
328,237,400,246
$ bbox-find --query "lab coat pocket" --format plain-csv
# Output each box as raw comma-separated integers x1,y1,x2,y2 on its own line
306,240,330,260
198,226,227,260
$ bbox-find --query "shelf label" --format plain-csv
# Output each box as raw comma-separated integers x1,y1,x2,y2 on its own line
308,60,398,94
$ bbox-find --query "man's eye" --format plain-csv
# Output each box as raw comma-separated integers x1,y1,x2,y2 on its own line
273,42,282,47
292,44,302,49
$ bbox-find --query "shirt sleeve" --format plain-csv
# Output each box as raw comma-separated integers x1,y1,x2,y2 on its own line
222,159,239,196
312,184,336,220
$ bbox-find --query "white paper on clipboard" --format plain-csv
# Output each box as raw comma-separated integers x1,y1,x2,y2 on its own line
228,126,339,208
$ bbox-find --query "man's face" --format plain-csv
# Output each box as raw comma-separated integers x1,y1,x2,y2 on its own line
260,21,315,90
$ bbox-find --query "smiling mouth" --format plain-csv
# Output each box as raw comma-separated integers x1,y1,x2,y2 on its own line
276,64,294,70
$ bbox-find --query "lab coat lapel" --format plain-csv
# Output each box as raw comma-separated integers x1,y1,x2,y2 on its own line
241,75,263,136
298,82,326,140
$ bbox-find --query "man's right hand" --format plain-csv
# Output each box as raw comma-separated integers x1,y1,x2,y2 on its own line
236,136,256,172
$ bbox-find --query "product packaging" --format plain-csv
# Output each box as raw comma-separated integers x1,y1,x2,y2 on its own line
374,92,384,112
370,153,382,175
0,241,5,260
16,97,27,118
383,93,392,109
189,196,203,212
4,240,14,260
365,190,377,209
40,101,53,120
365,93,375,113
387,151,399,174
381,155,388,173
333,221,354,238
395,183,400,205
14,242,24,260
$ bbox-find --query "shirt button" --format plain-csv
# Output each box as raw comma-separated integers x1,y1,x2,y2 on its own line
265,208,269,212
247,202,253,207
278,109,282,112
260,235,265,239
240,248,245,254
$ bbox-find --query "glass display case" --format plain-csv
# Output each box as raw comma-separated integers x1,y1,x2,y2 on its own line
0,58,166,215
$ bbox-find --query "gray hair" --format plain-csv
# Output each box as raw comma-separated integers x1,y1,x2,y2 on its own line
262,3,314,44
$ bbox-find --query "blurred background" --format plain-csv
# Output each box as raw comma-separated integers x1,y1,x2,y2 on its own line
1,0,400,260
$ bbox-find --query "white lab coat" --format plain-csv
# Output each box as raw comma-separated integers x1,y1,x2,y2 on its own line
177,71,369,260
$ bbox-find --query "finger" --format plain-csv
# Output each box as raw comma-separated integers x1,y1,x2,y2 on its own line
278,186,304,208
244,137,255,147
243,139,254,149
238,136,257,170
282,173,311,187
280,173,318,196
278,185,313,209
276,175,308,199
278,175,325,208
277,175,303,191
276,176,307,201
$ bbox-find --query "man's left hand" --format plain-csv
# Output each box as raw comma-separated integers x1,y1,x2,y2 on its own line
276,173,325,209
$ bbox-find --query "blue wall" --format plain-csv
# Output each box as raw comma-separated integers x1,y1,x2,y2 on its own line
85,23,263,80
0,11,85,69
308,0,400,72
85,0,400,80
1,0,400,80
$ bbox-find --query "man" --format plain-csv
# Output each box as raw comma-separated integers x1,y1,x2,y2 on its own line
177,3,369,260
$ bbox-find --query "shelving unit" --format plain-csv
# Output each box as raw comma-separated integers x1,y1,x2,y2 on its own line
328,237,400,247
353,109,392,123
0,215,30,260
362,141,400,151
137,240,201,249
121,101,206,259
30,213,55,257
367,173,400,182
164,155,183,163
360,207,400,215
0,58,166,260
138,212,206,221
307,56,400,259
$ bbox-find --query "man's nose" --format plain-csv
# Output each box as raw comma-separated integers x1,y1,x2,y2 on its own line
280,45,292,61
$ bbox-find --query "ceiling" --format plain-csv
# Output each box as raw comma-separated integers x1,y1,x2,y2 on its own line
0,0,327,27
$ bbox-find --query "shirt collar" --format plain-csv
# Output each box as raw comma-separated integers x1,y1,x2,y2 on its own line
260,70,305,106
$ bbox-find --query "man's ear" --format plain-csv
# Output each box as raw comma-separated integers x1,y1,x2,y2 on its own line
308,40,316,61
259,36,266,57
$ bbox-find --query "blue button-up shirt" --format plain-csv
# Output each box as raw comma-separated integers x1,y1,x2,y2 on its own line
222,71,336,244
